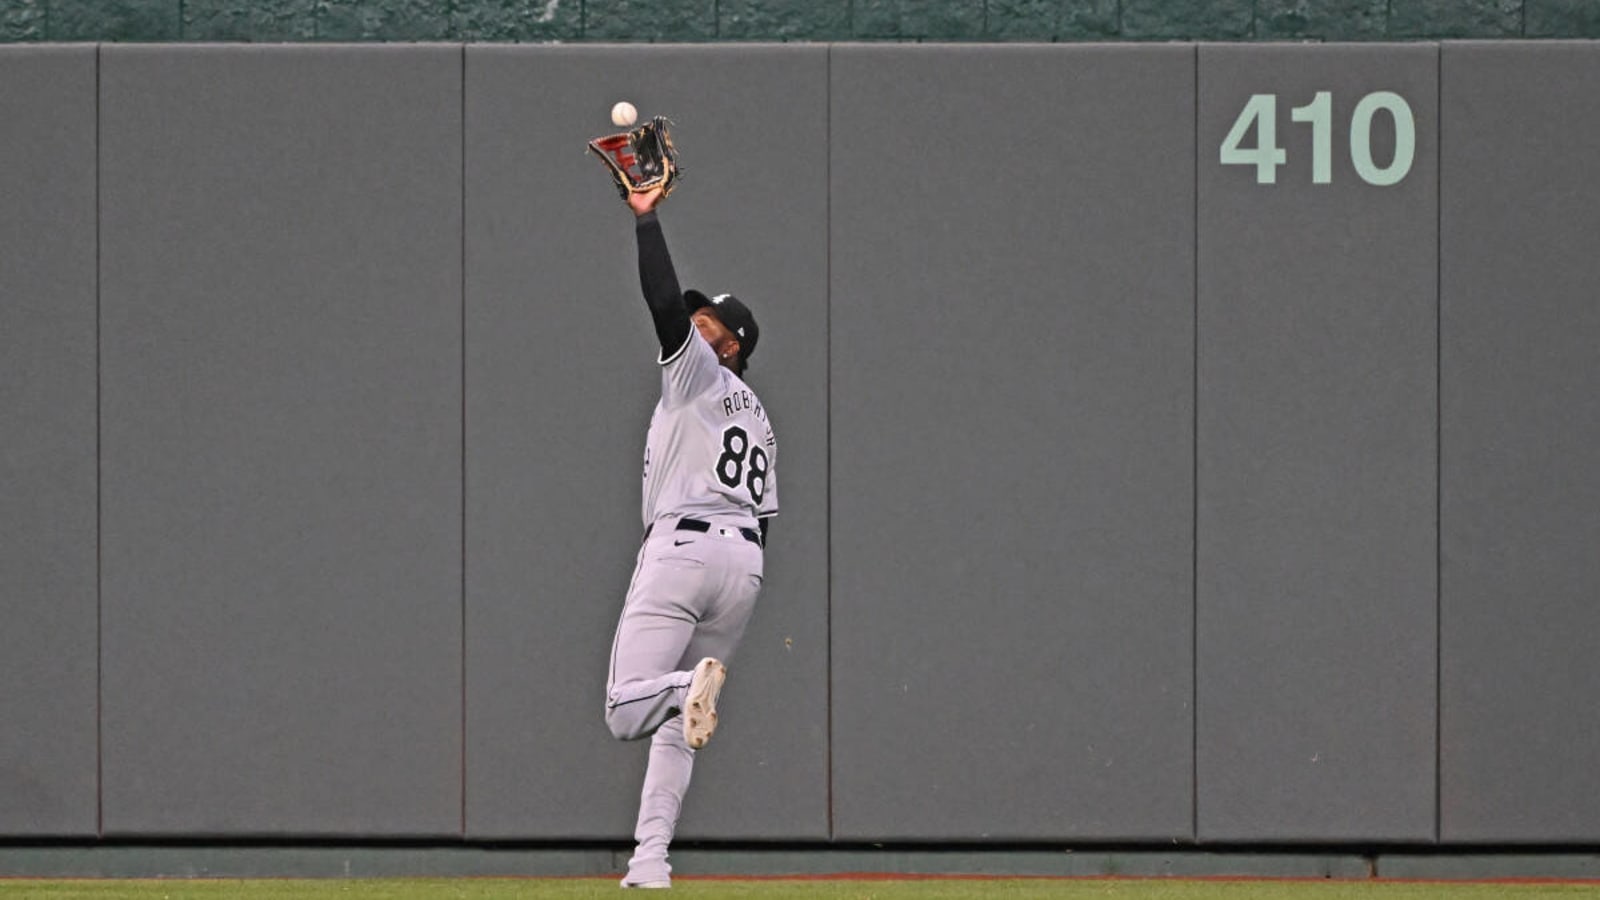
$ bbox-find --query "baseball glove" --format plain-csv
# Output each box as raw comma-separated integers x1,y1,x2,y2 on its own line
587,116,682,200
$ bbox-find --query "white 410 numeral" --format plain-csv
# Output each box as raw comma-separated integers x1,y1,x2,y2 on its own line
1220,91,1415,186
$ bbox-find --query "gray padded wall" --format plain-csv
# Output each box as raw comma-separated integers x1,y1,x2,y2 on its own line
1196,45,1437,842
1439,42,1600,843
464,46,829,840
0,47,99,837
98,46,463,836
3,39,1598,847
829,45,1196,841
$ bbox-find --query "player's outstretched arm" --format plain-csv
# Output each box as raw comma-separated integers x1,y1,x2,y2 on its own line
631,189,691,360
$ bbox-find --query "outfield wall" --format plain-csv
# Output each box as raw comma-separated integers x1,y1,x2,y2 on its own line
4,42,1599,846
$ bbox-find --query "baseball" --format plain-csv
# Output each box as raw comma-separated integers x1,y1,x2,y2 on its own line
611,101,638,127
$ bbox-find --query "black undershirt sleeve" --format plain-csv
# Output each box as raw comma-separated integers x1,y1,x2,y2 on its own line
759,517,771,545
634,211,692,360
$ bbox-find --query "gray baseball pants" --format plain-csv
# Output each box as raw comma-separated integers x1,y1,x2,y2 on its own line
605,523,764,884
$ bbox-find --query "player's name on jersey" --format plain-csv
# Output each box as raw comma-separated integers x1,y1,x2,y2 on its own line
720,388,766,422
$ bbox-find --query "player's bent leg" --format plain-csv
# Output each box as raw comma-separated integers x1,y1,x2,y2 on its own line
606,545,713,741
605,668,695,741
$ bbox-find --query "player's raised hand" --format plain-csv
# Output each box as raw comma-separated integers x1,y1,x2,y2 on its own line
628,186,665,217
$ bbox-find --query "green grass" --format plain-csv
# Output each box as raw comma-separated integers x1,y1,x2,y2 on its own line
3,880,1600,900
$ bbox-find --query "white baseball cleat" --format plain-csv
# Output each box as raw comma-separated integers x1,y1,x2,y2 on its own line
683,657,727,750
620,879,671,889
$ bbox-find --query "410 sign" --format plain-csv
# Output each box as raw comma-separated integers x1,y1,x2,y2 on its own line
1221,91,1416,186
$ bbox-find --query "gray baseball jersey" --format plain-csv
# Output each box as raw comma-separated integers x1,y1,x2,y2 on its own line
642,327,778,529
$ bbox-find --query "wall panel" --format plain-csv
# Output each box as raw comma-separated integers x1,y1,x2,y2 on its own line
98,46,464,836
0,45,99,837
1195,44,1438,842
1439,41,1600,843
463,45,830,840
830,44,1196,841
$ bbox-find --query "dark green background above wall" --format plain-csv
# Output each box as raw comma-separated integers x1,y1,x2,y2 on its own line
4,0,1599,42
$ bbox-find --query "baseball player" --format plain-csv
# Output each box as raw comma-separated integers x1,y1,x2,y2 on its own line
604,184,777,889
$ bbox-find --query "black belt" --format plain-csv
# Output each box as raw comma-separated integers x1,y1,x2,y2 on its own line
646,517,762,547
